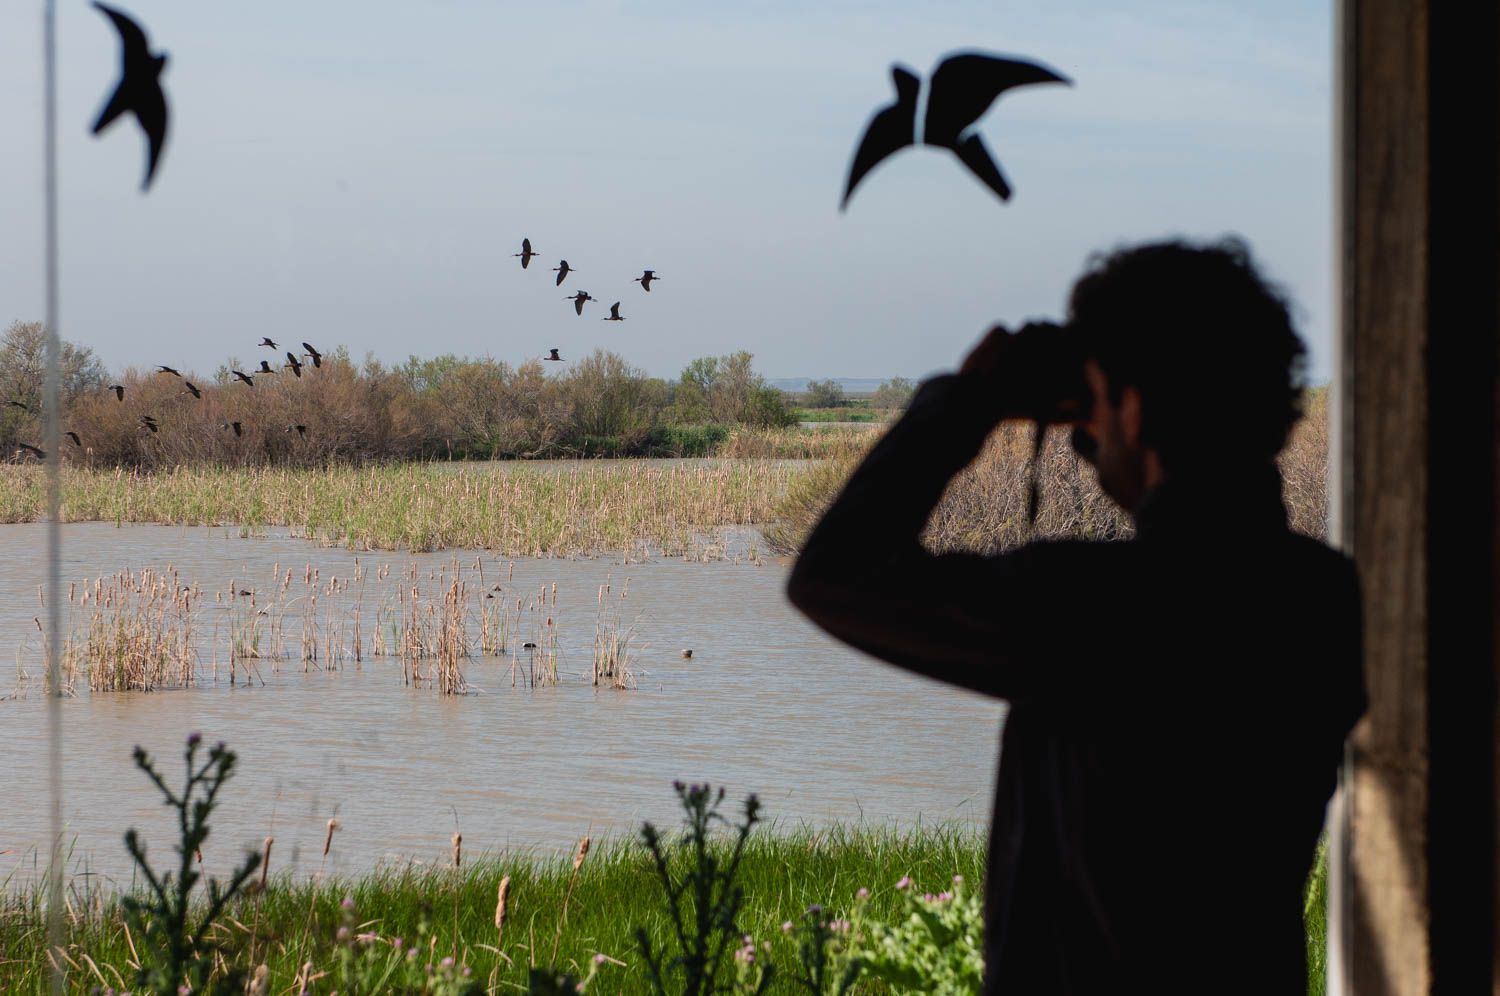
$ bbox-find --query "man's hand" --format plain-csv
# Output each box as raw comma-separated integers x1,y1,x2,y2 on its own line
959,321,1090,423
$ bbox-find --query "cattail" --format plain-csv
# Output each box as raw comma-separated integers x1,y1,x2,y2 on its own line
573,836,590,872
495,875,511,933
258,836,274,892
323,819,339,857
452,831,462,868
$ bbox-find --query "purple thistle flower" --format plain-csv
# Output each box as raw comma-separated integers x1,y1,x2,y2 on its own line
895,875,912,890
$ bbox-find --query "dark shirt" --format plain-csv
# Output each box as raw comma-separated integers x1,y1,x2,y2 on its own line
786,374,1366,994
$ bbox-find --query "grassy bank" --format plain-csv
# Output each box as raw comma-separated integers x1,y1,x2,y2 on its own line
0,828,1332,994
0,825,986,994
0,460,805,557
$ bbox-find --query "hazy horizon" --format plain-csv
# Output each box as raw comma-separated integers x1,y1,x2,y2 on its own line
1,1,1332,384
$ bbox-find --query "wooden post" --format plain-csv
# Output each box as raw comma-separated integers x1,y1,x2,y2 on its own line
1337,0,1499,991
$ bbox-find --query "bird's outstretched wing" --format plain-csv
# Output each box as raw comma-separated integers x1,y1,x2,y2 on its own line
923,52,1069,148
573,297,584,316
951,132,1013,201
137,84,168,189
842,65,921,211
93,2,150,59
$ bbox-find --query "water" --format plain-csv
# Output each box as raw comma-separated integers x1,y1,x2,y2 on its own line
2,522,1002,891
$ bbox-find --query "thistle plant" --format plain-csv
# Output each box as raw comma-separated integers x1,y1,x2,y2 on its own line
789,903,862,995
852,875,985,995
120,734,261,994
636,782,771,995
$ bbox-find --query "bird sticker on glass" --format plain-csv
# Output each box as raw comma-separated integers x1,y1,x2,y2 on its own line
842,50,1069,209
90,2,170,190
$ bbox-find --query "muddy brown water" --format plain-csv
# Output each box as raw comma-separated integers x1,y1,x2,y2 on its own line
2,522,1001,891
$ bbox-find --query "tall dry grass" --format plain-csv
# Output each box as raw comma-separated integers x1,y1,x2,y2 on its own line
0,460,798,558
765,393,1329,555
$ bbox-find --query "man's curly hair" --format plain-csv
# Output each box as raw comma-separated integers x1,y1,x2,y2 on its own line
1067,237,1308,471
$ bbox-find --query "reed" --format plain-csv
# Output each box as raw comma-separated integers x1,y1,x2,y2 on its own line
0,460,801,559
593,577,638,689
765,391,1330,555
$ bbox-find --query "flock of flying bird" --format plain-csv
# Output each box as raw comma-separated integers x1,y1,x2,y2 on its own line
512,237,663,363
9,341,327,460
26,2,1064,464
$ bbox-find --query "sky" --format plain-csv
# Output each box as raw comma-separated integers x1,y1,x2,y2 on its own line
0,0,1333,384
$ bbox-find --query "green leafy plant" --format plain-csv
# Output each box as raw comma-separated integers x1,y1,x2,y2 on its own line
636,782,771,995
120,734,261,994
852,875,984,995
788,904,862,995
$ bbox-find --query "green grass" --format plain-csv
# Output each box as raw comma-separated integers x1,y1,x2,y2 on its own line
0,827,1332,994
794,408,883,424
0,825,985,994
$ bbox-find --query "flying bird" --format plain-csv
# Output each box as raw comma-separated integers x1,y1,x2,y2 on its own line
567,291,597,316
16,443,45,460
553,260,573,286
257,360,277,375
231,370,254,387
259,337,277,349
110,384,125,401
302,342,322,368
156,365,180,377
603,302,626,321
842,51,1069,209
514,238,538,269
5,400,29,412
90,2,170,190
285,352,303,377
139,415,159,433
545,348,563,362
65,431,82,447
183,381,202,398
222,420,242,437
634,270,660,292
286,424,306,437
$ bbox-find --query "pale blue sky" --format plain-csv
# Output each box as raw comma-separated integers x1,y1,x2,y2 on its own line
0,1,1332,382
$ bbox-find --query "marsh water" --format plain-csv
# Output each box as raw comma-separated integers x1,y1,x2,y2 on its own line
2,522,1002,890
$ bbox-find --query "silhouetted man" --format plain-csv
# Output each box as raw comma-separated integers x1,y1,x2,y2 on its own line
788,238,1366,994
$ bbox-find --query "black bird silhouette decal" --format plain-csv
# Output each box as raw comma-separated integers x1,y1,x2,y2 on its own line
545,348,563,362
567,291,596,316
65,431,82,447
139,415,159,433
16,443,46,460
842,51,1069,209
157,365,180,377
634,270,660,292
285,352,303,377
553,260,574,286
183,381,202,398
514,238,538,269
259,337,277,349
110,384,125,401
6,400,29,412
90,3,170,191
231,370,254,387
603,302,625,322
222,420,242,437
287,424,306,438
302,342,322,368
257,360,277,375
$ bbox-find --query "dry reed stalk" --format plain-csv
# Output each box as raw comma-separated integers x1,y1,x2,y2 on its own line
452,831,462,869
550,836,591,964
495,875,511,937
323,819,338,858
258,836,273,892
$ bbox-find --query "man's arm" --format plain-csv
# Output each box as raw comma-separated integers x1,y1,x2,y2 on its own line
786,370,1049,700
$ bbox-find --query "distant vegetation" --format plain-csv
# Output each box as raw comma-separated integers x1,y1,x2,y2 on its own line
0,321,799,467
